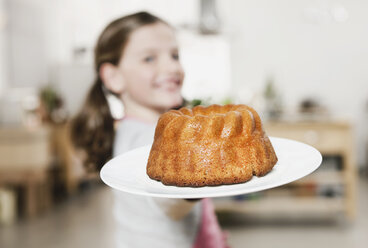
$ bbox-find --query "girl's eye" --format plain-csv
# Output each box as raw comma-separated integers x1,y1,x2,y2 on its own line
144,56,155,63
172,53,179,60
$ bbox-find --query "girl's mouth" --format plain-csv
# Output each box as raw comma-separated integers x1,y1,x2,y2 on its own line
155,78,182,92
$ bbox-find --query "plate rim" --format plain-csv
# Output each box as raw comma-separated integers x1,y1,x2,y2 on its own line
100,137,322,198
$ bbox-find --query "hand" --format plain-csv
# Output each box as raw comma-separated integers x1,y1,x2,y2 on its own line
184,198,202,202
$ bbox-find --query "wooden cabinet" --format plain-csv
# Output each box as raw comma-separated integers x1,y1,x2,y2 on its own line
214,120,357,220
0,126,52,218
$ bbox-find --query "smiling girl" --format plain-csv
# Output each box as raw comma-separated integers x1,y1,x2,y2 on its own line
71,12,228,248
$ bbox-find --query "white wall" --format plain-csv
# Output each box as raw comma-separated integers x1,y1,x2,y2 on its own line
44,0,199,65
7,0,48,87
218,0,368,166
0,0,8,95
4,0,199,86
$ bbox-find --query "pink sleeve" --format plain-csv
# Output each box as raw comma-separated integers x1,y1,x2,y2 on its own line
193,198,230,248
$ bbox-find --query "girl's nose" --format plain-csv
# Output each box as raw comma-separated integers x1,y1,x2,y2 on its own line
160,56,184,75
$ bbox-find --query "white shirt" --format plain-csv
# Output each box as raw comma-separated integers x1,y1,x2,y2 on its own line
112,117,201,248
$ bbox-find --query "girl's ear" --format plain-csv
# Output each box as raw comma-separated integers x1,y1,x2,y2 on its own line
99,63,125,94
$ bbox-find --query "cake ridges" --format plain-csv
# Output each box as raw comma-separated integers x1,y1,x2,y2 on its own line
147,104,278,187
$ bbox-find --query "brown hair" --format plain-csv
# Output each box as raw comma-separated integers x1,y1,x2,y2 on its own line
70,12,166,172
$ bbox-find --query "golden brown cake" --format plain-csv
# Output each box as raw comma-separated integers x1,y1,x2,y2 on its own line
146,104,278,187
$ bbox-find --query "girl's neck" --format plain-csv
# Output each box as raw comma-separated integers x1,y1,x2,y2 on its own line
123,101,166,124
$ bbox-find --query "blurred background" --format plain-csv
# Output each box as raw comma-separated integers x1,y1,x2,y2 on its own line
0,0,368,247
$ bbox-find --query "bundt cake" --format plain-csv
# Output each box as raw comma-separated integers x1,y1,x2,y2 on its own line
146,104,278,187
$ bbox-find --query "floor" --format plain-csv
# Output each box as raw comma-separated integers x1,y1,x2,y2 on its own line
1,178,367,248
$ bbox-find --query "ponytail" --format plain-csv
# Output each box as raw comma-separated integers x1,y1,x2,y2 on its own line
70,79,114,172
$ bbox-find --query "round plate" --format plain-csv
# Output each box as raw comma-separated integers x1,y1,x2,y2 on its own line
100,137,322,198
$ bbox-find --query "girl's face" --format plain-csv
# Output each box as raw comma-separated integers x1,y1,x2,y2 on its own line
118,22,184,112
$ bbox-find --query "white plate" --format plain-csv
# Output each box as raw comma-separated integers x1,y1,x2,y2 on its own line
100,137,322,198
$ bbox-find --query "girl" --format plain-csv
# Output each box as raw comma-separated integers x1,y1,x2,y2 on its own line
71,12,228,248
